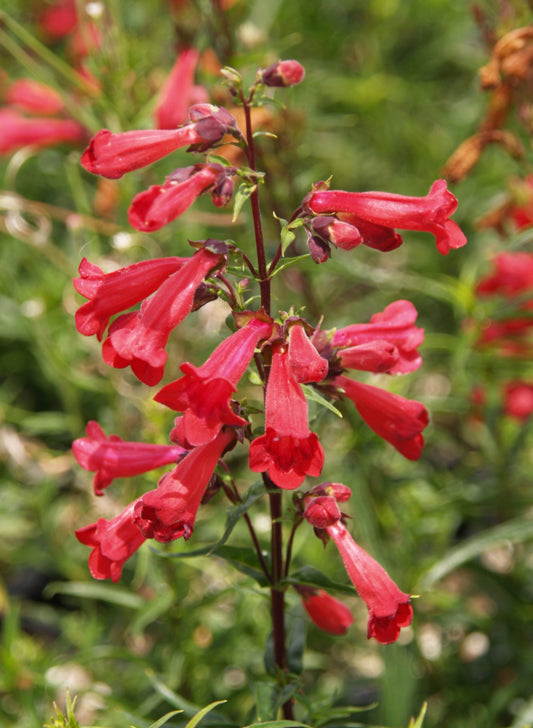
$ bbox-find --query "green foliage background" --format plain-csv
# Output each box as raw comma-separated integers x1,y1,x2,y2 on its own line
2,1,533,727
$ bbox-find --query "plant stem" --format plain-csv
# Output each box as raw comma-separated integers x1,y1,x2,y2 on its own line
242,91,293,719
241,91,271,315
267,482,294,720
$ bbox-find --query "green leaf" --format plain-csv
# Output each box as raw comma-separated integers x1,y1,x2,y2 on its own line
313,704,378,728
286,612,306,675
281,227,296,254
244,721,312,728
214,545,270,587
418,516,533,589
44,581,144,609
254,680,278,723
140,710,183,728
269,254,311,277
407,702,427,728
301,385,343,418
185,700,227,728
283,566,356,597
233,183,257,222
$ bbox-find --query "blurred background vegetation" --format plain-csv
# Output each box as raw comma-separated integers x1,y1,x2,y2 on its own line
2,1,533,727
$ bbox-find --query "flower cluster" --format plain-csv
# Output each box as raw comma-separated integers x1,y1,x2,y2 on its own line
73,59,466,647
473,251,533,420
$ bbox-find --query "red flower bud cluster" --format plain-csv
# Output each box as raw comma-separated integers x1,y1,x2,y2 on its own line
472,251,533,421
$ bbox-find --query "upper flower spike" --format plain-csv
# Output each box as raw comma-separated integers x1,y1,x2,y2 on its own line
80,104,239,179
307,179,466,255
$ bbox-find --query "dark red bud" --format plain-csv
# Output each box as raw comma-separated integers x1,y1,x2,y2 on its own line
261,60,305,88
304,495,341,528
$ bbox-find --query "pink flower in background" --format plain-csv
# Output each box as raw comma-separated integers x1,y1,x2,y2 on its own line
0,108,86,154
39,0,78,38
6,79,65,115
133,429,236,541
503,381,533,420
101,247,224,385
333,300,424,375
298,587,354,635
76,501,146,583
475,251,533,298
154,48,209,129
74,256,188,340
155,314,273,446
308,179,466,255
249,343,324,489
72,421,187,496
335,375,428,460
326,521,412,644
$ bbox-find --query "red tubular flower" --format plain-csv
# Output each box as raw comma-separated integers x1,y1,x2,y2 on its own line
261,60,305,87
133,428,236,541
76,501,146,583
127,164,228,232
0,109,86,154
308,179,466,255
6,79,64,115
154,48,209,129
81,127,205,179
154,314,273,446
335,375,428,460
333,300,424,375
74,256,188,340
476,252,533,298
326,521,412,644
298,587,354,635
72,420,187,496
81,105,238,179
102,247,224,385
248,344,324,489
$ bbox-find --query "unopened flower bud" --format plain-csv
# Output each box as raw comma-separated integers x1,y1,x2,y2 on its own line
261,60,305,87
211,175,235,207
309,482,352,502
312,216,362,250
306,231,331,264
304,495,341,528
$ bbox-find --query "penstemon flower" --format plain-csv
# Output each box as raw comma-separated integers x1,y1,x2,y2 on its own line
72,56,467,716
305,179,466,255
72,420,187,496
101,245,226,385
